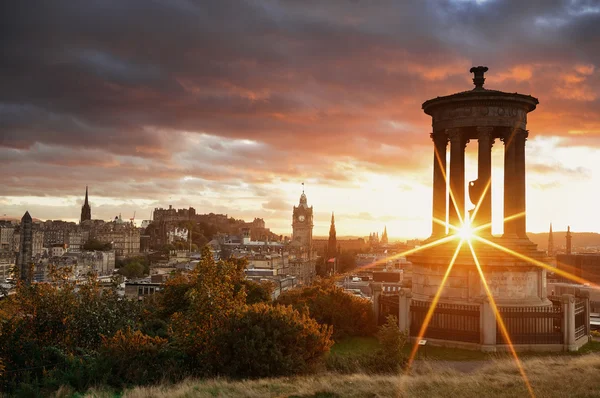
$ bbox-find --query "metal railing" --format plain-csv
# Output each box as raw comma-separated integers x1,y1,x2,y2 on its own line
410,300,480,343
496,305,563,345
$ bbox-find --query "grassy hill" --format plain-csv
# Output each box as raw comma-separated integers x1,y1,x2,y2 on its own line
70,354,600,398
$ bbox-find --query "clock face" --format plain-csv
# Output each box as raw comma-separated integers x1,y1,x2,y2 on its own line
298,215,305,222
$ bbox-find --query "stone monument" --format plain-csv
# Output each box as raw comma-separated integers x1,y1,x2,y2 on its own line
408,66,550,307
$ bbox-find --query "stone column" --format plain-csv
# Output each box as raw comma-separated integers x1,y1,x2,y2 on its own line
502,128,518,237
562,293,576,351
431,132,448,237
480,297,497,352
475,127,494,234
398,288,412,333
372,283,382,325
448,128,467,228
515,129,528,238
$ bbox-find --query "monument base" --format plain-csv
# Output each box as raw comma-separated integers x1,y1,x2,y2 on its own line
409,235,549,307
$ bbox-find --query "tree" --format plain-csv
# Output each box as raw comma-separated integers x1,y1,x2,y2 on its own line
315,257,327,277
83,239,112,251
168,247,247,373
159,243,175,254
214,303,333,378
337,251,356,273
240,280,272,304
118,261,145,278
276,279,376,339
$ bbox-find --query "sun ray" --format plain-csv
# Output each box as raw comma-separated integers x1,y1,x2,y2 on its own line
473,235,600,289
434,142,464,226
472,211,526,234
356,234,459,272
406,238,465,369
432,216,460,233
467,240,536,398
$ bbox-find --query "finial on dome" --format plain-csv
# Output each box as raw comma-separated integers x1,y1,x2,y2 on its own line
470,66,488,90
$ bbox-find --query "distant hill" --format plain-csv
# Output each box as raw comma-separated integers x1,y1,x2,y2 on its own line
528,232,600,251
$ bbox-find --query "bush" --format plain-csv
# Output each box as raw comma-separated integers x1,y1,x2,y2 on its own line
326,316,407,374
240,279,272,304
215,303,333,378
0,275,141,393
276,279,376,339
99,328,184,387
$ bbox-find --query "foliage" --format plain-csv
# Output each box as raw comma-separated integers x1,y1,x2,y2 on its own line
0,249,337,393
169,248,247,373
0,269,140,393
240,279,272,304
83,238,112,251
337,251,356,273
276,279,376,339
98,328,184,387
326,316,407,374
215,303,333,378
315,257,327,277
118,261,146,278
160,243,176,254
375,315,407,370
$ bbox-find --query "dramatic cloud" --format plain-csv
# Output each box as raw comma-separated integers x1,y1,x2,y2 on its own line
2,0,600,236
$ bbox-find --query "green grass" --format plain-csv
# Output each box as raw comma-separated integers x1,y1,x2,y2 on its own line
331,337,600,362
74,354,600,397
330,337,381,356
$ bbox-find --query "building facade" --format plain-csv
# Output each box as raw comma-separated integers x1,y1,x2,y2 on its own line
292,190,313,247
95,223,141,257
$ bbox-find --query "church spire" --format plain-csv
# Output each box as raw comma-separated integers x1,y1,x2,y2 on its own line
327,212,337,260
381,225,388,244
80,186,92,223
329,212,336,238
547,222,554,256
566,226,572,255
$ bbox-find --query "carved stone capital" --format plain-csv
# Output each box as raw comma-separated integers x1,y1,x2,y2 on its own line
476,126,494,147
445,128,461,141
476,126,494,137
430,131,448,146
516,129,529,141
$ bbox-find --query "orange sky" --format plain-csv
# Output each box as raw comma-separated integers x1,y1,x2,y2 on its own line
1,1,600,239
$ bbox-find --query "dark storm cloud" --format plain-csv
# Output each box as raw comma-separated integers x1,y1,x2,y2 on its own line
1,0,600,205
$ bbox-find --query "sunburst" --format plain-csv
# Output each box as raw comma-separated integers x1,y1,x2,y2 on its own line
334,153,597,398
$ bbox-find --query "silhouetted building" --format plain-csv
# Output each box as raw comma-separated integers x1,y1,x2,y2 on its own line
381,226,389,245
327,213,337,258
80,186,91,223
290,186,316,284
16,211,33,283
292,187,313,248
566,226,572,255
152,205,196,223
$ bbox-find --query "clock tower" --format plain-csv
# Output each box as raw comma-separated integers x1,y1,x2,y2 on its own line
292,187,313,247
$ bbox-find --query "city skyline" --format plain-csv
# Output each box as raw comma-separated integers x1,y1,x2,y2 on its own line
2,1,600,238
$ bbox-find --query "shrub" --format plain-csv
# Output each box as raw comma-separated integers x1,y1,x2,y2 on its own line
0,275,141,393
240,279,272,304
276,279,376,339
326,316,407,374
99,328,184,386
169,248,248,374
215,303,333,378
